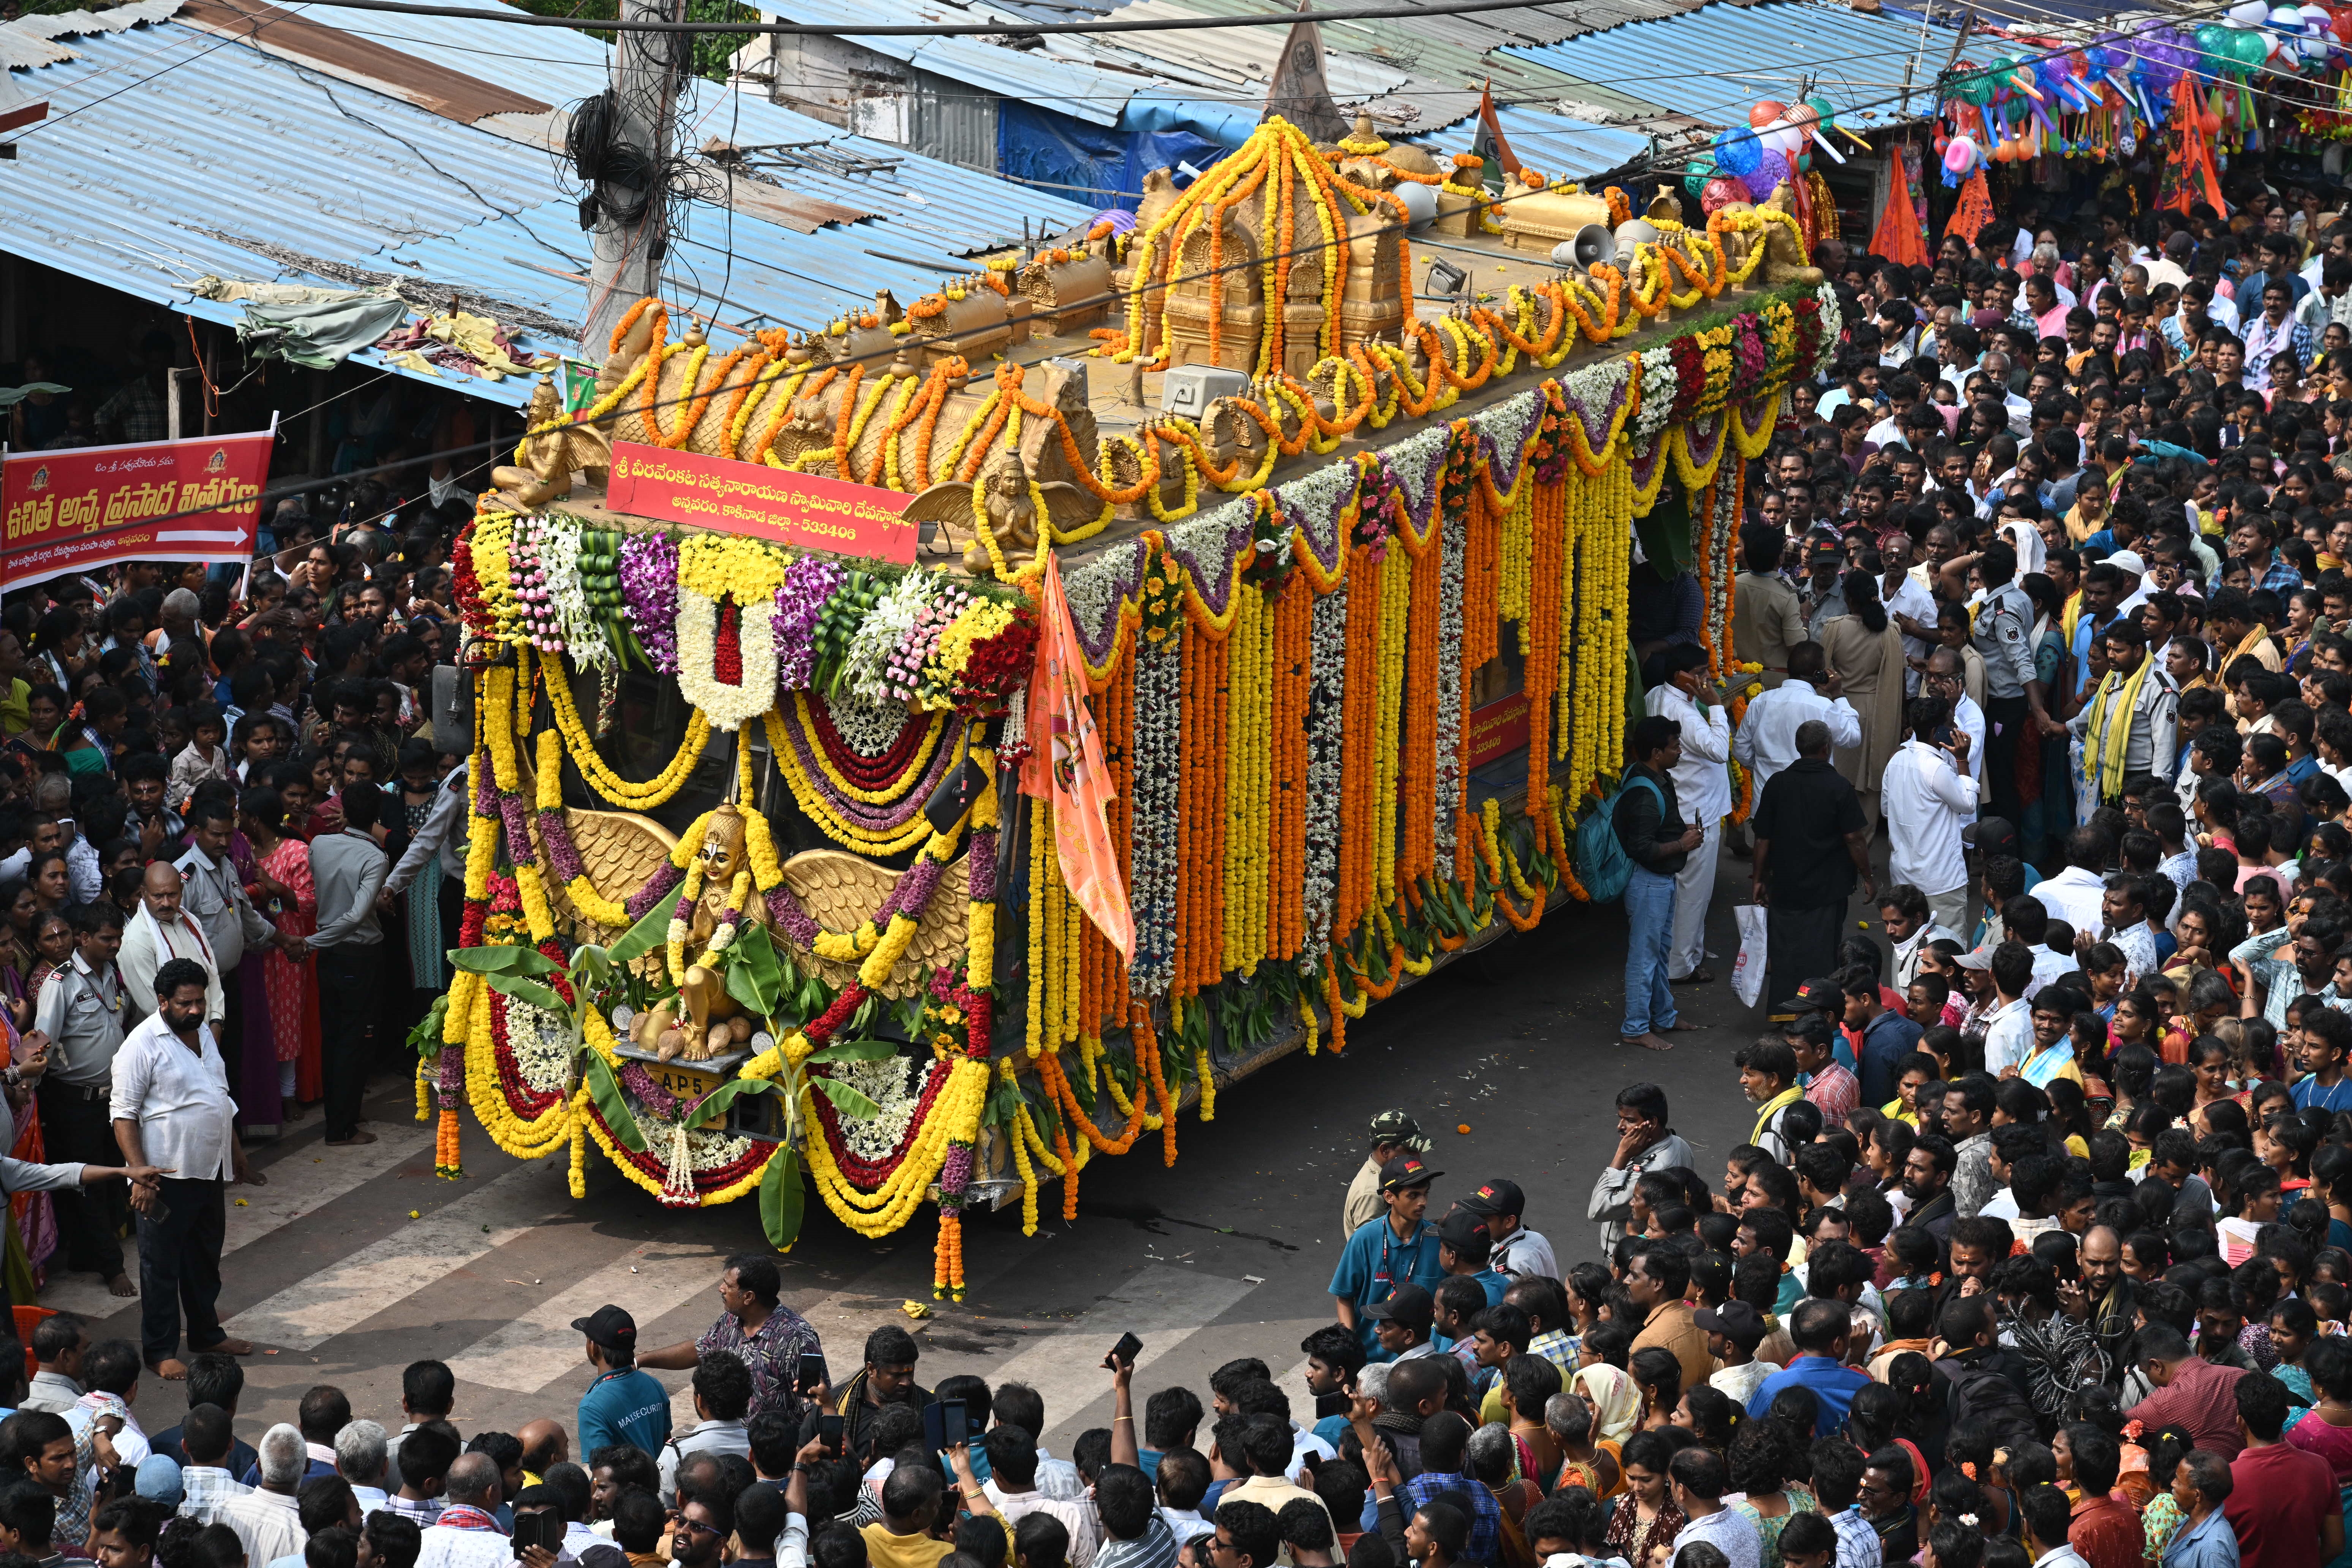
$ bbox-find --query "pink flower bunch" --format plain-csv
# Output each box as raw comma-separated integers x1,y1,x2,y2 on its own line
773,554,842,689
885,588,971,703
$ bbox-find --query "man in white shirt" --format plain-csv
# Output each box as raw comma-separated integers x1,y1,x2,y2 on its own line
1922,649,1986,806
1978,943,2038,1076
1645,645,1732,984
657,1357,754,1501
112,958,260,1380
1881,697,1977,939
982,1427,1101,1568
415,1452,512,1568
1881,538,1939,694
1733,642,1863,804
2028,828,2113,939
216,1425,308,1568
1457,1179,1555,1282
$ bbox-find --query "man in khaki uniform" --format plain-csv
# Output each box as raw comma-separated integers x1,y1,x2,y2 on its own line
1341,1110,1429,1234
1731,523,1804,690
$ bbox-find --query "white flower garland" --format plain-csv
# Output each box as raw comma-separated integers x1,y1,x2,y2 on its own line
675,585,782,732
544,518,612,673
1128,638,1181,996
1279,460,1356,572
1301,582,1347,960
1064,539,1143,656
1813,282,1844,379
505,998,572,1095
1473,390,1543,488
828,1053,933,1164
1385,425,1451,533
1628,348,1680,450
1434,517,1466,879
826,689,912,758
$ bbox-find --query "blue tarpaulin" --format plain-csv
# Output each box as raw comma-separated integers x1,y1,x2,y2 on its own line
997,98,1233,213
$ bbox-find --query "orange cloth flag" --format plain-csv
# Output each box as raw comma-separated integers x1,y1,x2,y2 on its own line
1869,149,1927,267
1022,548,1135,960
1946,170,1994,241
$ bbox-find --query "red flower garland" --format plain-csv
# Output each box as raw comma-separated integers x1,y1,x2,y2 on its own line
714,599,744,686
808,1059,950,1185
488,991,567,1116
803,697,937,789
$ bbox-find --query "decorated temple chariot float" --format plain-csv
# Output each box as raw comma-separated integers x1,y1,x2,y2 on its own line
433,114,1840,1292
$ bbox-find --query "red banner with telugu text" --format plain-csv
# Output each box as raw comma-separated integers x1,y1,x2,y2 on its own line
605,440,918,565
2,433,272,591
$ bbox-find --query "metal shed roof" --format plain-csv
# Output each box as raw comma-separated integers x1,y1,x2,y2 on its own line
1502,0,1966,130
0,1,1094,403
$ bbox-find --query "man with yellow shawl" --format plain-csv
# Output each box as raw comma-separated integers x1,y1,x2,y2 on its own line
2067,618,2178,811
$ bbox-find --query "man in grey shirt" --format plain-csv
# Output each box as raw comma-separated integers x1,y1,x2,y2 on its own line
308,786,389,1149
174,796,285,1123
1587,1082,1695,1253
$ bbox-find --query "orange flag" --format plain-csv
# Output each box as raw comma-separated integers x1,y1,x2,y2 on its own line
1869,148,1927,267
1946,170,1994,241
1022,549,1135,959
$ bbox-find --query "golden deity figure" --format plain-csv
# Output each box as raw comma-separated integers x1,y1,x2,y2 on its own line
631,803,765,1063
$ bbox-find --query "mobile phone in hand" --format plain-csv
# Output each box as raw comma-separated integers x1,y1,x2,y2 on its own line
1105,1331,1142,1371
798,1352,828,1395
817,1413,846,1453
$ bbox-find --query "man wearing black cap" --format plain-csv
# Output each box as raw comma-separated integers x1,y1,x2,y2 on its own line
1361,1284,1440,1363
575,1306,673,1459
1343,1111,1429,1236
1328,1155,1443,1361
1694,1302,1778,1408
1434,1213,1508,1310
1455,1181,1554,1283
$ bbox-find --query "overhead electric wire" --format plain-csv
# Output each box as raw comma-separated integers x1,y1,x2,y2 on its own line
51,0,2249,540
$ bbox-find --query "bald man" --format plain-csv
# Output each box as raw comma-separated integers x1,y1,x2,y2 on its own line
516,1419,568,1485
119,860,223,1027
420,1452,513,1568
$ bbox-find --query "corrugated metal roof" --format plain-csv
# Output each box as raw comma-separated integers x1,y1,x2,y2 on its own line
1502,0,1966,129
1491,105,1651,179
0,2,1093,403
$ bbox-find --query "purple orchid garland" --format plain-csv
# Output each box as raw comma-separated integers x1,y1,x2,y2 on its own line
620,531,681,674
773,555,842,689
539,810,585,884
498,792,537,867
624,861,684,923
772,702,966,833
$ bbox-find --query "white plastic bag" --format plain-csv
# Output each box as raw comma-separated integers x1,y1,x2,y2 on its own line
1731,903,1768,1008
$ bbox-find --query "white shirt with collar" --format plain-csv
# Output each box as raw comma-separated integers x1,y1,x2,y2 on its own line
2031,1547,2091,1568
414,1522,513,1568
109,1010,239,1184
2026,865,2108,941
1646,683,1731,824
1982,997,2035,1075
1732,683,1864,803
1882,739,1976,899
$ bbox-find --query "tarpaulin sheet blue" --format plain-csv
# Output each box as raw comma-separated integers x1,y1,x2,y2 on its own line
998,98,1226,214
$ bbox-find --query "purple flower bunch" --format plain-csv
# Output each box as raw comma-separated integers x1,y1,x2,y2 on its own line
773,554,843,689
939,1140,974,1200
966,827,998,904
620,531,681,674
879,849,947,925
539,810,585,884
618,1059,679,1118
764,885,821,949
498,792,537,867
624,860,683,923
1728,315,1768,400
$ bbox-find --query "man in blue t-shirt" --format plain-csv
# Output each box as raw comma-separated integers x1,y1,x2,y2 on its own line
1327,1155,1444,1361
575,1305,674,1459
2294,1013,2352,1116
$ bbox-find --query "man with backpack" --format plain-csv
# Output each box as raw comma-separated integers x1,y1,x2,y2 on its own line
1930,1297,2041,1451
1612,715,1704,1052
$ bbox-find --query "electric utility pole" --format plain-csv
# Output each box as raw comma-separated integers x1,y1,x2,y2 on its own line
583,0,686,351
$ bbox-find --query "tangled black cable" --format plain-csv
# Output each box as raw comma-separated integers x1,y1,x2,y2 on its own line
566,89,660,230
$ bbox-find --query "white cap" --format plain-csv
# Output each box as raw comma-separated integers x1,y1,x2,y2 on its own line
2106,549,2146,578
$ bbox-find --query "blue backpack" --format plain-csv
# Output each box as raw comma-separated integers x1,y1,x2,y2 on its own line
1574,775,1661,905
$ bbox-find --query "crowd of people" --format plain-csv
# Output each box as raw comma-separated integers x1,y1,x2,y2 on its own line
1617,174,2352,1051
0,492,472,1370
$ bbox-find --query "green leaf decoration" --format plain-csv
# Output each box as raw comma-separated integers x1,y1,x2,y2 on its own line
486,973,567,1013
450,944,559,977
581,1051,648,1153
807,1038,899,1064
759,1146,804,1251
684,1076,774,1129
406,995,450,1061
606,890,681,966
727,923,785,1018
814,1076,882,1119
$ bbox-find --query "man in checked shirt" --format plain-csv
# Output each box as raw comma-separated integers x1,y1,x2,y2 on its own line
637,1253,825,1423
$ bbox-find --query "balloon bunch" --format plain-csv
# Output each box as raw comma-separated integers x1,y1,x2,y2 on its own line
1701,96,1864,213
1935,43,2153,176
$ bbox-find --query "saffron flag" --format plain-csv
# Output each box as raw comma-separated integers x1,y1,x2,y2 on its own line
1945,170,1994,242
1868,147,1927,267
1262,0,1349,142
1023,549,1135,960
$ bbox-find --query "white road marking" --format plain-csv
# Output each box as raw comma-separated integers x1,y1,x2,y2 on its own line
38,1126,433,1320
224,1162,571,1351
